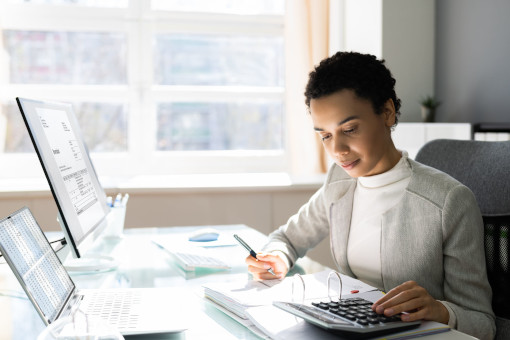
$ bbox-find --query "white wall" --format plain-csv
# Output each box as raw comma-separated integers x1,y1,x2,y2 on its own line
343,0,383,58
436,0,510,123
338,0,435,122
382,0,435,122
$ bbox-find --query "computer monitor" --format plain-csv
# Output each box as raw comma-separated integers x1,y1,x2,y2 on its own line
16,97,111,263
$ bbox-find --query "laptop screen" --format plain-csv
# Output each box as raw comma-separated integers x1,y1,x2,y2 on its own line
0,207,75,324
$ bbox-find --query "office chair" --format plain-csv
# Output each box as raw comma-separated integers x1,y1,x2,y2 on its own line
415,139,510,340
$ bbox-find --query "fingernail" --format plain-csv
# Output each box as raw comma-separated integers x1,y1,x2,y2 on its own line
401,314,409,321
386,308,394,316
264,264,271,269
376,306,384,314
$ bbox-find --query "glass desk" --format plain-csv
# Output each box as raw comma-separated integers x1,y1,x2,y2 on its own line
0,224,324,340
0,225,476,340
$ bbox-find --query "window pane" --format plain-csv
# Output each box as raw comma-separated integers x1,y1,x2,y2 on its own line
3,30,127,84
1,102,128,153
1,103,34,153
154,34,284,86
157,102,283,151
74,102,128,152
7,0,127,7
152,0,284,15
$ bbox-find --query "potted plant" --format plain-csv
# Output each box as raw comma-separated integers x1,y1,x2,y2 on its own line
420,95,441,122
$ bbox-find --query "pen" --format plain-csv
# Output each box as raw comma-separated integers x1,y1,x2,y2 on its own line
234,234,276,276
114,193,122,207
121,193,129,207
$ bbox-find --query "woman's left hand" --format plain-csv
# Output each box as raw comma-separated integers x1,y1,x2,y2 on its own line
371,281,450,324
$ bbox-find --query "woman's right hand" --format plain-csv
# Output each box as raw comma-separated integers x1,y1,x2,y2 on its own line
246,252,288,280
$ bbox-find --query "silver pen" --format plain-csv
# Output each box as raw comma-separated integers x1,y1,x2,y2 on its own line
234,234,276,276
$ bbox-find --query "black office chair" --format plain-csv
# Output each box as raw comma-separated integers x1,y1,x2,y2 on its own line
415,139,510,340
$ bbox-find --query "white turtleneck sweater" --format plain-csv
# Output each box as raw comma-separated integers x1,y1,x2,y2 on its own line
347,151,412,290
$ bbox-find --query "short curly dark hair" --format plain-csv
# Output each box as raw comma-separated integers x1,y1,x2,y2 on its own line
304,51,401,126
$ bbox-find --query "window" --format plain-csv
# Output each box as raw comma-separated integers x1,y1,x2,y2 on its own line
0,0,286,178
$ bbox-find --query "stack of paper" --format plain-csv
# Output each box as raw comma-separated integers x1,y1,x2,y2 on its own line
245,303,451,340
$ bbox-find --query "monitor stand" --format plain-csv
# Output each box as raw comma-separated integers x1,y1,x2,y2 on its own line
57,245,119,273
55,213,120,274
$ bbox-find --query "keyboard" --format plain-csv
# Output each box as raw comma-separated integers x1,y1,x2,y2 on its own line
80,290,142,329
273,297,421,339
171,251,230,271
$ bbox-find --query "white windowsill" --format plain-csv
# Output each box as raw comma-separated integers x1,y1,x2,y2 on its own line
0,172,325,198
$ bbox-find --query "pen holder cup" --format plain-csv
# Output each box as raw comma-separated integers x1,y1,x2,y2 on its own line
103,205,126,239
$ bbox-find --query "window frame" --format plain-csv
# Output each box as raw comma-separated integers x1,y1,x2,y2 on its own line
0,0,287,179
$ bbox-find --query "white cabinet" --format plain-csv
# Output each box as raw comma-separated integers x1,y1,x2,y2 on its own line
392,123,472,159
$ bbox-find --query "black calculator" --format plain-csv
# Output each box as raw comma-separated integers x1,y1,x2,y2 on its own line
273,297,421,339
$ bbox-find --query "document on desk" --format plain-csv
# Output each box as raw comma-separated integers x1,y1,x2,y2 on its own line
202,269,377,320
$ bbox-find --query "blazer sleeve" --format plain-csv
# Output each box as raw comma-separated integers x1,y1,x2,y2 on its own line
262,184,331,269
441,184,496,340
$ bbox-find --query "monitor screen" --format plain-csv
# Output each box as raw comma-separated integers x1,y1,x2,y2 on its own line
16,97,109,258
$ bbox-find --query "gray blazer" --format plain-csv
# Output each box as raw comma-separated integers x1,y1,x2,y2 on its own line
263,158,496,339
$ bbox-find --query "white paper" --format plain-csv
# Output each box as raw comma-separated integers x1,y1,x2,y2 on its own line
36,107,103,237
204,269,377,309
245,301,451,340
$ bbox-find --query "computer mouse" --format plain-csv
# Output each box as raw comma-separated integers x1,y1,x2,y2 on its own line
188,228,220,242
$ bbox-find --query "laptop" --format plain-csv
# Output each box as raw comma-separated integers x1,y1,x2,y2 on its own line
0,207,187,336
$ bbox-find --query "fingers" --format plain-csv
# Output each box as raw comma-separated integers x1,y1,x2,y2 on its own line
244,252,278,265
379,297,423,317
373,281,418,309
371,281,449,324
247,263,274,273
373,281,422,316
245,253,287,279
244,255,261,267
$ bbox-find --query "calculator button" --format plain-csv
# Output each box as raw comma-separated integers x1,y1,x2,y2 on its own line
344,314,356,321
379,316,393,323
368,317,379,324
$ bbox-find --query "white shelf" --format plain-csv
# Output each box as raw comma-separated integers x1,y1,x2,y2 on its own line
392,123,472,159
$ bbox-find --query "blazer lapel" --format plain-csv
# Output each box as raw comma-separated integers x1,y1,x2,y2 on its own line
329,182,356,277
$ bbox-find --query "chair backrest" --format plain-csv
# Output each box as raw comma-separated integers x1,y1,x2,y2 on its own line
415,139,510,339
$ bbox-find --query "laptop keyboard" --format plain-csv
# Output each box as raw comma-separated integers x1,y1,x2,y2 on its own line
81,290,142,330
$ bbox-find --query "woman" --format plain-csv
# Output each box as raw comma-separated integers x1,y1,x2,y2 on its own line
245,52,495,339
